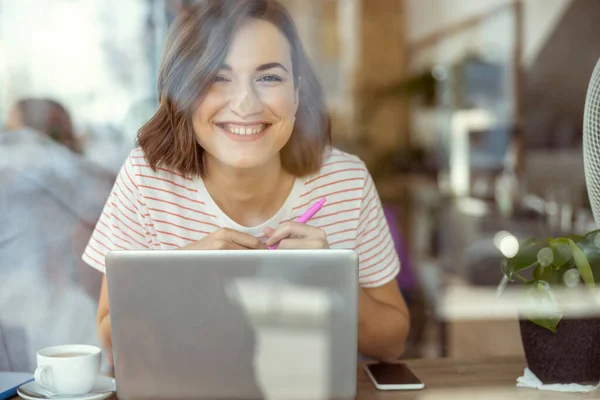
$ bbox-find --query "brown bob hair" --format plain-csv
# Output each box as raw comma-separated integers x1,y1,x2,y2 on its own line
138,0,331,178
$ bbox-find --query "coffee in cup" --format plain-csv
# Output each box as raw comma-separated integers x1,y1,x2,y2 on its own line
34,344,101,395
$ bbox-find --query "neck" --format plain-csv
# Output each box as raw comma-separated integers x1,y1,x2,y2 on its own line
202,155,296,227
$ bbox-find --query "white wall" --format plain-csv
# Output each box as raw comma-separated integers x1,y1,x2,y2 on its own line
405,0,572,67
0,0,155,135
0,0,161,172
405,0,572,151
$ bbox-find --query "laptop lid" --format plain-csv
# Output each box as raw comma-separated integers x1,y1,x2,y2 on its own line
105,249,358,400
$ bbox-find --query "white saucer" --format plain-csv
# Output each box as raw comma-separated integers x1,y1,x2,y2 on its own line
17,375,115,400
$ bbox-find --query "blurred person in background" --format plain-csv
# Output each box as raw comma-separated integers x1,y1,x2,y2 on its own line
86,0,410,370
0,98,115,371
5,98,83,154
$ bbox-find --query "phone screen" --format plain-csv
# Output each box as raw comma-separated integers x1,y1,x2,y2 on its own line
365,363,422,386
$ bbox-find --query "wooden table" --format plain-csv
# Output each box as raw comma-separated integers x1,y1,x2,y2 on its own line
355,357,600,399
13,357,600,399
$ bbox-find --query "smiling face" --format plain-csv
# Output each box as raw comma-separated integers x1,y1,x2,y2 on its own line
192,18,299,170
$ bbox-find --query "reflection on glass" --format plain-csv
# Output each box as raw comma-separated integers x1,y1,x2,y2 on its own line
226,278,335,400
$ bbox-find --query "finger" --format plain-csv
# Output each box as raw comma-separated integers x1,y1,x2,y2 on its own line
265,222,323,246
221,242,253,250
276,238,329,250
263,226,275,237
221,229,266,249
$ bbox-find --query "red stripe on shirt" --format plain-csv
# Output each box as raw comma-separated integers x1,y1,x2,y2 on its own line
114,183,137,211
155,229,196,242
362,198,379,218
153,219,212,235
112,194,137,216
91,236,111,251
305,168,364,185
139,185,205,205
132,164,192,181
135,174,197,192
317,217,359,229
113,229,146,249
86,243,105,258
144,196,215,218
358,211,385,241
294,192,362,211
326,227,356,238
110,203,143,229
124,165,139,190
361,242,395,270
307,207,361,222
110,232,133,247
300,177,365,198
358,239,385,257
321,160,364,168
160,241,181,248
361,253,397,277
136,197,148,208
94,228,127,250
362,262,399,286
114,181,140,213
329,237,355,247
105,212,145,239
110,224,148,248
85,253,105,268
147,207,220,228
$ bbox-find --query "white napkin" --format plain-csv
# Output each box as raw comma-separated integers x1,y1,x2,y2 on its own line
517,367,600,392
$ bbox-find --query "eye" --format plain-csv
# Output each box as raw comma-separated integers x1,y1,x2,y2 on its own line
258,74,283,83
213,75,230,83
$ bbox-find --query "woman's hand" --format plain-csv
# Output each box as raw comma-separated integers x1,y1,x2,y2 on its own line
180,228,266,250
264,222,329,249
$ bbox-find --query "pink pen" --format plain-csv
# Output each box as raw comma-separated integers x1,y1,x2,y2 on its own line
268,197,326,250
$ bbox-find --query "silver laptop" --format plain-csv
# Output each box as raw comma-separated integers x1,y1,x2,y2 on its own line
105,249,358,400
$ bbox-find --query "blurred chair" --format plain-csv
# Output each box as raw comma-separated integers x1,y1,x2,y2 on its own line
382,204,427,359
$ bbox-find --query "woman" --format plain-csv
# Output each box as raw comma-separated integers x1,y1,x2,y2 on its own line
83,0,410,366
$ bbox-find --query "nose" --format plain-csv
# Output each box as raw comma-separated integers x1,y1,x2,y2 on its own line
229,82,263,118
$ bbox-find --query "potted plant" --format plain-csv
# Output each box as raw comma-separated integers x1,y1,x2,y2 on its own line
499,230,600,384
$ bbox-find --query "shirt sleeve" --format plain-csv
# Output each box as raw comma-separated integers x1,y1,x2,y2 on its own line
355,169,401,288
82,155,152,274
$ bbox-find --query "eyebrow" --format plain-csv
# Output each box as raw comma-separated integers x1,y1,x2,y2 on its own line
220,62,289,73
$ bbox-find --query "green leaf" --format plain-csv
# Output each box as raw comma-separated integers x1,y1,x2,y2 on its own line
568,239,596,289
565,234,586,243
576,234,600,282
584,229,600,241
513,271,531,283
550,239,572,268
504,237,548,279
521,281,563,333
504,258,537,280
529,315,561,332
533,263,556,283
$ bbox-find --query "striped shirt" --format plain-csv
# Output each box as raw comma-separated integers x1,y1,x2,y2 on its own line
82,147,400,288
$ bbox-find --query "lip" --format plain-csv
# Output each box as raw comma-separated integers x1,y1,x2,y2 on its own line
216,123,271,142
216,120,270,126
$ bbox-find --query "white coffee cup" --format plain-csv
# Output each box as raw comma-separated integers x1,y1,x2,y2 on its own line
34,344,101,395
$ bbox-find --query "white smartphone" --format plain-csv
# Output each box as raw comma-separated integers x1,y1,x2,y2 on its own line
364,363,425,390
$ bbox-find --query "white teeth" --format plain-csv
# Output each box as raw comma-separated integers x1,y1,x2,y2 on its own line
221,123,267,135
